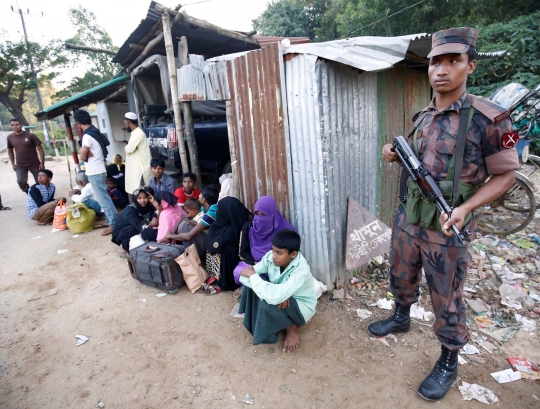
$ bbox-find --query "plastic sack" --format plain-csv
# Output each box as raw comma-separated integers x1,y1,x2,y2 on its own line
67,203,96,234
233,261,251,286
53,199,68,231
129,234,145,251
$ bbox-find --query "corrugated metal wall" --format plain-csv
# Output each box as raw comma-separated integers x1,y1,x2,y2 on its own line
376,63,431,226
285,55,378,286
225,43,291,217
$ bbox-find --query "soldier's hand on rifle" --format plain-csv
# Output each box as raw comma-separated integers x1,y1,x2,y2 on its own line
439,206,467,238
382,143,398,163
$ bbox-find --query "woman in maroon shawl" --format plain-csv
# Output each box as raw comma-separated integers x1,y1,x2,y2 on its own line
233,196,296,299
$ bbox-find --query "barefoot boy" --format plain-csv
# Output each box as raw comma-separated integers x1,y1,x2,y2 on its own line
239,229,316,353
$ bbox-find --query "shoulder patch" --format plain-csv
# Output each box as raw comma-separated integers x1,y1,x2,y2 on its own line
494,111,511,123
469,94,509,124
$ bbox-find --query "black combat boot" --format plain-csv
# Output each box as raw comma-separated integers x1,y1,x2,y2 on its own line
418,345,459,401
367,302,411,337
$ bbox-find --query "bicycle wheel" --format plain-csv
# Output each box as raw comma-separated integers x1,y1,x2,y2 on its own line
475,178,536,235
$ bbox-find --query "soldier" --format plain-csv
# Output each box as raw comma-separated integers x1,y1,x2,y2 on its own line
368,28,519,401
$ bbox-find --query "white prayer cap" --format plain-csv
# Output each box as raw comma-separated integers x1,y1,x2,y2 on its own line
124,112,138,121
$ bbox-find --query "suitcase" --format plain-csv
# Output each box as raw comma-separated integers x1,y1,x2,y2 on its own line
126,242,186,292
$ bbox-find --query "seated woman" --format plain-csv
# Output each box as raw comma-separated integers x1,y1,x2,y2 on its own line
167,198,207,260
239,229,316,353
165,186,219,249
150,191,186,243
204,197,252,294
233,196,296,299
111,188,158,253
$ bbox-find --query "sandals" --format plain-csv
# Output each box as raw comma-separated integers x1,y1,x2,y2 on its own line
200,283,221,295
0,206,11,211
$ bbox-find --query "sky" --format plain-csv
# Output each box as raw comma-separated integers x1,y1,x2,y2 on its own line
1,0,270,87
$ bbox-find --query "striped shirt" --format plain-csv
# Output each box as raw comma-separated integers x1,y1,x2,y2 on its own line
26,183,55,219
200,204,218,227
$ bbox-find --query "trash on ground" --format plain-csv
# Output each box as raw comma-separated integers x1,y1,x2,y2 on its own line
458,355,468,365
515,314,537,332
32,236,42,240
57,249,69,254
356,309,372,320
97,402,105,408
508,357,540,380
530,293,540,302
75,335,89,346
458,381,498,404
490,368,521,384
460,344,480,355
230,303,245,318
478,326,519,344
135,299,146,303
155,293,167,298
465,298,490,314
243,394,253,405
72,235,79,238
369,298,394,310
499,284,535,309
409,304,433,321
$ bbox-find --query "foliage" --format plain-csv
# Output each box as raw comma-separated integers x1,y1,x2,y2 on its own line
252,0,329,40
468,12,540,96
54,6,119,100
255,0,538,41
0,39,68,125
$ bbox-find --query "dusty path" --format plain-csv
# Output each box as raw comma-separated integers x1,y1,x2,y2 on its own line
0,154,538,409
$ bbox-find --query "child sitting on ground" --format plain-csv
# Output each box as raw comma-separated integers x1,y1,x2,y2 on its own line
239,229,316,353
106,177,127,209
173,172,201,206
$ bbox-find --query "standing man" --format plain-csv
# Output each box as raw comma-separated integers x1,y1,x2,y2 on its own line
7,118,45,193
148,157,178,194
123,112,152,196
73,110,117,236
368,28,519,401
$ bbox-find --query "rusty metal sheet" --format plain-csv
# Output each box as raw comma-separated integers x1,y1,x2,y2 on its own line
204,60,230,101
177,65,206,101
225,43,291,219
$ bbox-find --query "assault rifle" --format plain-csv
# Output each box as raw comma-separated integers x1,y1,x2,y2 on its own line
392,135,470,245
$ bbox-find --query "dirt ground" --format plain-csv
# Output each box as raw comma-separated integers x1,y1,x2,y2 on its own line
0,153,538,409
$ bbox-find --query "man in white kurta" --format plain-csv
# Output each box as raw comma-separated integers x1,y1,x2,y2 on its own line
123,112,152,194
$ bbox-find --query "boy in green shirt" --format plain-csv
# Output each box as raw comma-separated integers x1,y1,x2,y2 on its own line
239,229,317,353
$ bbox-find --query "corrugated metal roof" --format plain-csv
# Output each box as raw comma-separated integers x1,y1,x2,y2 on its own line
113,1,260,67
204,60,230,101
285,34,426,72
35,75,129,121
255,36,310,48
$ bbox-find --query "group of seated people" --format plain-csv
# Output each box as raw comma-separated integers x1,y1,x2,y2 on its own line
23,159,317,352
111,173,317,353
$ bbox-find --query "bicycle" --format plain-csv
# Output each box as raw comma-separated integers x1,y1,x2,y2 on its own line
475,155,538,235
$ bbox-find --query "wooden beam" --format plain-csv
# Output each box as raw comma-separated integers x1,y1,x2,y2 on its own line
178,36,201,185
65,43,117,56
160,10,190,173
126,11,185,72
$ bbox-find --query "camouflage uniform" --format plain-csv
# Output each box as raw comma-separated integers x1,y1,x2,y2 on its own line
391,94,519,350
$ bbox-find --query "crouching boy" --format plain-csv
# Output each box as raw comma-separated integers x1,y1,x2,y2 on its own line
239,229,316,353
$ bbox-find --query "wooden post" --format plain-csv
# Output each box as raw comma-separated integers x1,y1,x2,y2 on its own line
178,36,201,186
63,113,80,173
226,101,240,199
159,9,190,174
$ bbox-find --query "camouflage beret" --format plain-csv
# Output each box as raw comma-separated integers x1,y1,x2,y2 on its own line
427,27,478,58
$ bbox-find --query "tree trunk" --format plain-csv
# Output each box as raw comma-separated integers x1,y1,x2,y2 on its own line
0,92,29,125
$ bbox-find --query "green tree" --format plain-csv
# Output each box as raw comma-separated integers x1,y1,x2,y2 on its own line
0,40,67,125
322,0,537,39
468,11,540,96
54,6,119,100
253,0,329,41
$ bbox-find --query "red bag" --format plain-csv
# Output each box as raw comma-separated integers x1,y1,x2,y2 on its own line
53,199,68,230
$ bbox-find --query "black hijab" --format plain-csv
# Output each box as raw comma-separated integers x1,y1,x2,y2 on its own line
132,188,154,215
207,197,252,254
